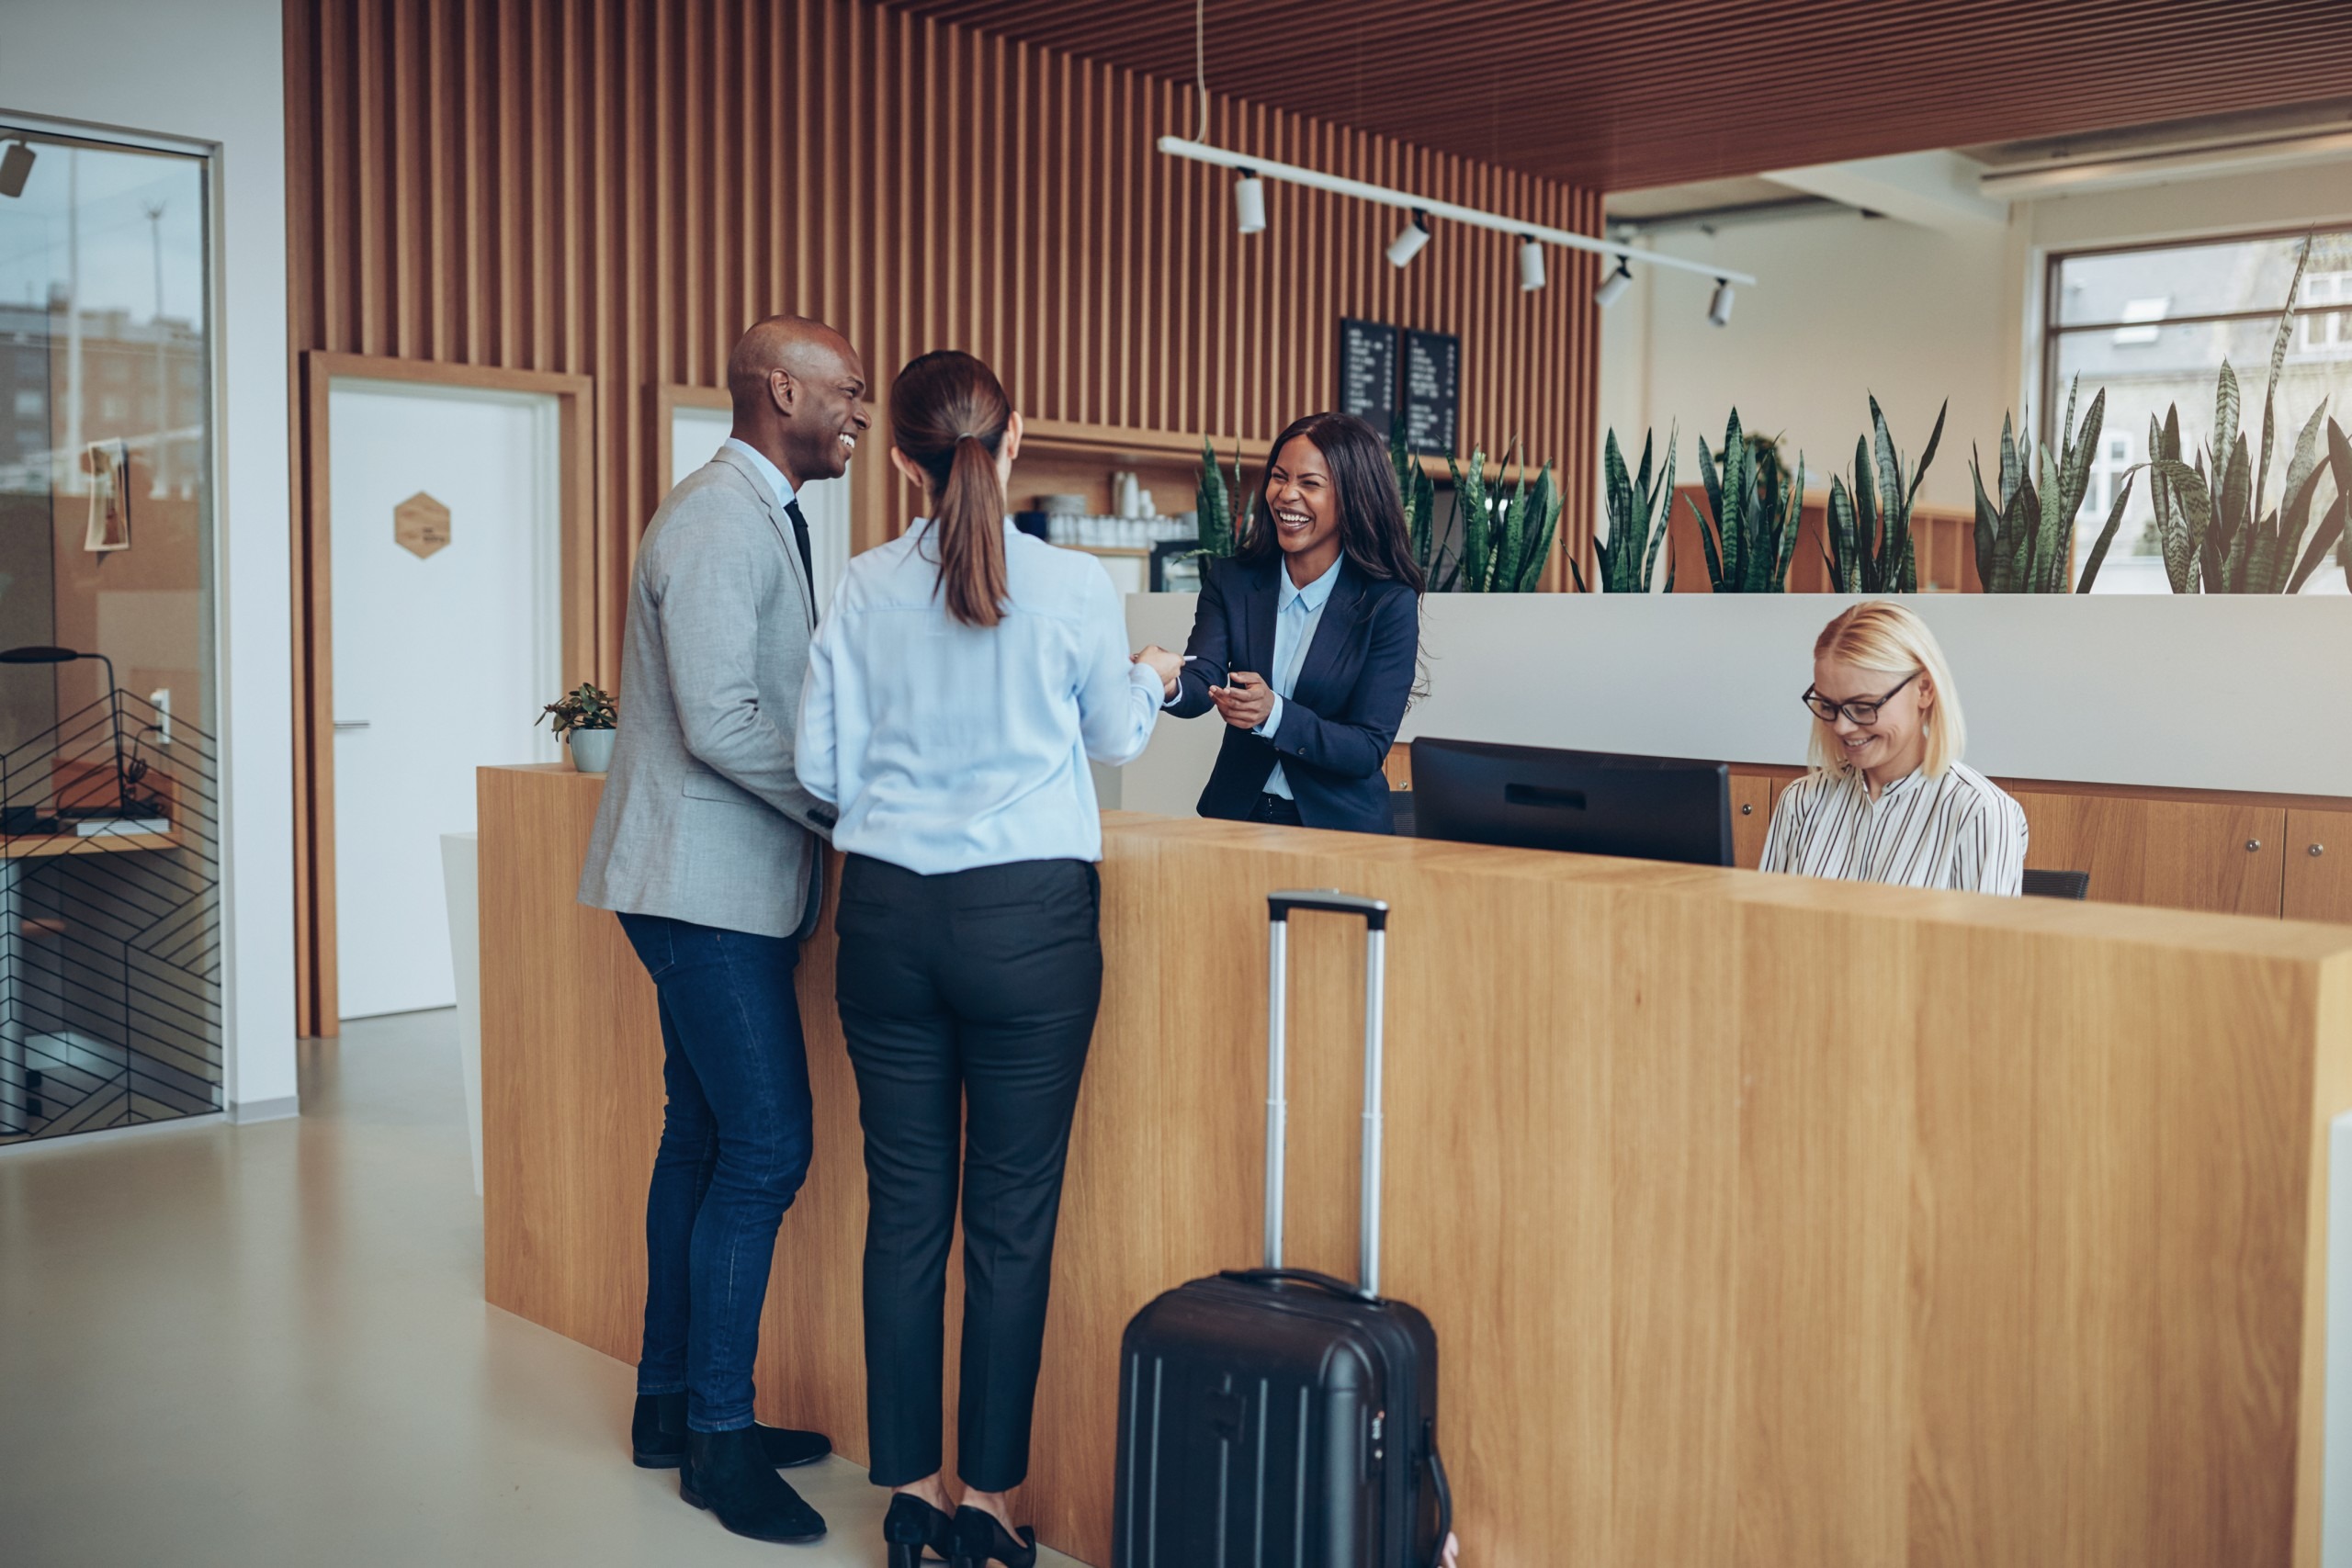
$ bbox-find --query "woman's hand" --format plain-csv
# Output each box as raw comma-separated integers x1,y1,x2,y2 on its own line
1132,644,1183,699
1209,671,1275,732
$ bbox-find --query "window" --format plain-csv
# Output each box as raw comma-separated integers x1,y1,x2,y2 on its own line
2044,228,2352,593
12,389,40,419
2301,271,2352,358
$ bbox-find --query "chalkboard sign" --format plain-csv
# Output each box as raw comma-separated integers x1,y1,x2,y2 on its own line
1337,318,1398,435
1402,329,1460,456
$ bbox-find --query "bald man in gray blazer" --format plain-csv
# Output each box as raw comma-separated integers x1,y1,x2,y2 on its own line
579,315,869,1546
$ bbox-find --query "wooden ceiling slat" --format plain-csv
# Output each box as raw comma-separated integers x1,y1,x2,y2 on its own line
882,0,2349,189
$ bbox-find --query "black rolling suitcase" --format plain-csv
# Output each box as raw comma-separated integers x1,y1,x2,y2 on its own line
1113,890,1451,1568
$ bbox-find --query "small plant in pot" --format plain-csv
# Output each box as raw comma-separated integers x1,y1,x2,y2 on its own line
538,682,618,773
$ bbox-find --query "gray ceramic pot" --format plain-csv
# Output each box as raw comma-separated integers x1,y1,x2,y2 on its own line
568,727,616,774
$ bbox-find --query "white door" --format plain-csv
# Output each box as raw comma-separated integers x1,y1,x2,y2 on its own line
330,378,560,1020
668,405,853,609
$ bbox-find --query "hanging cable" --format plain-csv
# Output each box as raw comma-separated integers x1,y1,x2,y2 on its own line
1195,0,1208,142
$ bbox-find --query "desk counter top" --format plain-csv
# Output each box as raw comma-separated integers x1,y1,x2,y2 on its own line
480,764,2352,1566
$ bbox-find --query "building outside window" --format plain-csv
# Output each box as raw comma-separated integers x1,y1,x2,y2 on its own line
2043,227,2352,593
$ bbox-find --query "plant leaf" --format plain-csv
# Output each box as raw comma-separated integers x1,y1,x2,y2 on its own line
1637,428,1676,592
1998,413,2020,510
2282,399,2330,530
2075,467,2138,592
1719,412,1749,591
1970,443,2000,592
1827,477,1859,594
2056,385,2106,538
2151,457,2211,593
2290,491,2346,594
2215,361,2241,472
2255,237,2311,525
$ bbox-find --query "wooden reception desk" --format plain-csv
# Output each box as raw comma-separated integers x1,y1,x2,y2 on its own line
481,762,2352,1567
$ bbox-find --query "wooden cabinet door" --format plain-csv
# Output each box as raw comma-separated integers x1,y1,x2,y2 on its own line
1730,772,1773,869
2284,808,2352,923
2011,790,2285,915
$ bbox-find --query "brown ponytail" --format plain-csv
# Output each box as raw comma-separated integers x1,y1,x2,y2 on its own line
888,350,1012,627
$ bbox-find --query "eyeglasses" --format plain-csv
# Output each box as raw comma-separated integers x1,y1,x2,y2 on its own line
1802,670,1919,726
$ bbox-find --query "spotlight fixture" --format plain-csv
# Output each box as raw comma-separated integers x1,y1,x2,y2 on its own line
1708,277,1736,327
1517,235,1545,292
1385,209,1431,268
0,141,34,200
1234,169,1266,234
1594,257,1634,308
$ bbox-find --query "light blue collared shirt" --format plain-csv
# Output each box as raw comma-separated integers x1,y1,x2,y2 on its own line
1256,554,1342,799
722,437,797,509
797,520,1163,875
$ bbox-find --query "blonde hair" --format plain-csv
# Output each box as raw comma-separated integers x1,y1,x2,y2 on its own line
1807,601,1966,778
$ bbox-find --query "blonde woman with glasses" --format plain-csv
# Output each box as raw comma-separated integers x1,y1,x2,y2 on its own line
1759,600,2028,896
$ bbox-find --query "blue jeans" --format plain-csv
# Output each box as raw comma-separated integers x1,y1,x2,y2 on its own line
617,912,815,1433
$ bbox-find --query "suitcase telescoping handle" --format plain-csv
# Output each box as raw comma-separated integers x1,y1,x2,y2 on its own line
1264,890,1388,1301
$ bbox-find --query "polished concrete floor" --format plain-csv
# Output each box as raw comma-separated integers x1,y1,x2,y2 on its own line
0,1010,1080,1567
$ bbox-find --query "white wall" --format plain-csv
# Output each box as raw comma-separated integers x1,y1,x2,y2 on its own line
1601,160,2352,519
0,1,296,1115
1601,214,2010,513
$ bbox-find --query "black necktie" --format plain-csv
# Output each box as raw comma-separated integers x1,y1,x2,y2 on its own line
783,497,815,592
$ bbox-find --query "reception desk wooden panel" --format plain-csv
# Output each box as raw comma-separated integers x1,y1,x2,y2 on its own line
481,764,2352,1567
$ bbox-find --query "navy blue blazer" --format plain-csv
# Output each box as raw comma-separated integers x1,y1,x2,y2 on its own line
1168,555,1419,834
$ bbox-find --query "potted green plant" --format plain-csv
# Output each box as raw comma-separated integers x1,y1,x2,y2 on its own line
538,682,618,773
1689,410,1803,592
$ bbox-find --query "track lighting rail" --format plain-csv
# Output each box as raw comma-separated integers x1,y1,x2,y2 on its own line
1157,136,1758,289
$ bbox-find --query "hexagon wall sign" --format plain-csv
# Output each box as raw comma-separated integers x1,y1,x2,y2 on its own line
394,492,452,559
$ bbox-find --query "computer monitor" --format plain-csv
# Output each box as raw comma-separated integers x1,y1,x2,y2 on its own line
1407,738,1736,867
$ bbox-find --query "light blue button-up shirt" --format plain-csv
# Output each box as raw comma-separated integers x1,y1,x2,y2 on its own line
797,520,1163,874
721,437,796,509
1255,554,1342,799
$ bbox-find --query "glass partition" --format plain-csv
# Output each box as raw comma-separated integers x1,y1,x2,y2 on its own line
0,122,220,1144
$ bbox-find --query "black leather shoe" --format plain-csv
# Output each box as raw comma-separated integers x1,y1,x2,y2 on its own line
680,1427,827,1543
632,1393,831,1470
950,1505,1037,1568
884,1492,957,1567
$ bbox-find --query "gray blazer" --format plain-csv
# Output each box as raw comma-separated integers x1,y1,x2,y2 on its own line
578,446,832,941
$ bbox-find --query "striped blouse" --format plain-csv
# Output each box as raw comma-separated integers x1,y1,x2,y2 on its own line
1759,761,2029,896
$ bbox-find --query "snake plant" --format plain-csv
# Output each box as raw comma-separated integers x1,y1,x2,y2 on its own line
1571,425,1676,592
1444,441,1560,592
1968,377,2136,592
1824,396,1946,593
1390,412,1446,586
1191,436,1244,560
1688,410,1801,592
2145,240,2344,592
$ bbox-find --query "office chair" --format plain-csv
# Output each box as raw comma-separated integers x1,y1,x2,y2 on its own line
2022,868,2090,900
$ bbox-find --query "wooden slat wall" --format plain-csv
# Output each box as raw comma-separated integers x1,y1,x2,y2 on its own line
285,0,1605,683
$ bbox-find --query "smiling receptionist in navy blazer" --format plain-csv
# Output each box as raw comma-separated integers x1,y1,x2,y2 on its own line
1136,411,1423,833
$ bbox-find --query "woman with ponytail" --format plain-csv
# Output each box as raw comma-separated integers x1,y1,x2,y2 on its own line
797,350,1177,1568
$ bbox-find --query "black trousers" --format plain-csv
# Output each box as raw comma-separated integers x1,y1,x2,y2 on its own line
1246,791,1304,826
834,852,1102,1492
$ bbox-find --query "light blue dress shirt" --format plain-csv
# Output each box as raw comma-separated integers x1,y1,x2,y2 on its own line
721,437,796,508
1255,554,1342,799
797,519,1163,875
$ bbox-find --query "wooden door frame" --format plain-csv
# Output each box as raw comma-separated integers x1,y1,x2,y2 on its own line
652,383,730,512
294,352,596,1038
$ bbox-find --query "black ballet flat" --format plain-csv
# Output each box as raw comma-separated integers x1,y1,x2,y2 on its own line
884,1492,957,1567
950,1505,1038,1568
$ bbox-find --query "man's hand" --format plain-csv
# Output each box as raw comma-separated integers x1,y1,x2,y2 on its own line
1208,671,1275,731
1132,644,1183,700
